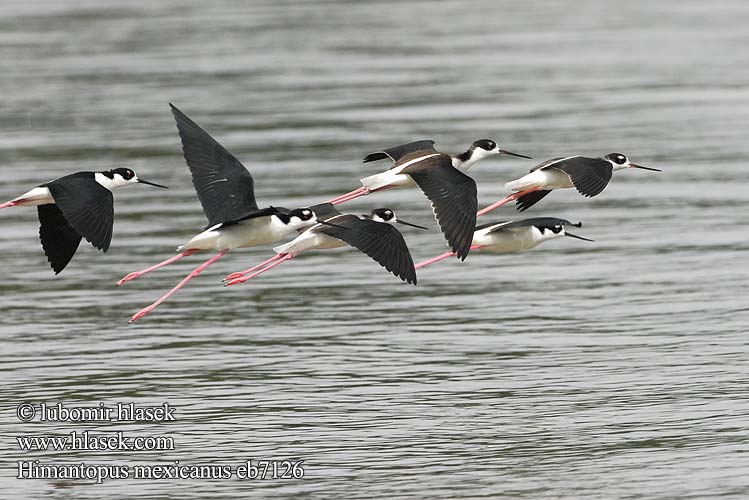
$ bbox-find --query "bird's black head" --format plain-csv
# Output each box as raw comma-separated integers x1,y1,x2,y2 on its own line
370,208,395,222
605,153,629,165
103,167,136,180
473,139,497,151
290,208,315,221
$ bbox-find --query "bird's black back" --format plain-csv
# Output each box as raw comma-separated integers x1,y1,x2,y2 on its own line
315,215,417,285
363,140,437,166
170,103,259,227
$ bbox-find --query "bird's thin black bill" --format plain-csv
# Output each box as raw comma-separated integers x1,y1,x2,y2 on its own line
566,232,594,242
630,164,661,172
138,179,169,188
396,219,429,230
499,149,533,160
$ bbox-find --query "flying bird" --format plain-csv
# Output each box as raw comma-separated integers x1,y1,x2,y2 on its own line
327,139,527,261
415,217,593,269
0,167,166,274
223,206,425,286
476,153,661,216
126,104,323,323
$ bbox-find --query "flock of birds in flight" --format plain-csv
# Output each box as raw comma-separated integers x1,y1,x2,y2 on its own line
1,104,661,323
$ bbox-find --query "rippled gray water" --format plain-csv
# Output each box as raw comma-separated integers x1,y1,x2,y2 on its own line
2,0,749,498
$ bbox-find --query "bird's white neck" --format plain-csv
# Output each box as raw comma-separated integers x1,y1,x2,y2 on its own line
452,148,493,171
95,172,131,191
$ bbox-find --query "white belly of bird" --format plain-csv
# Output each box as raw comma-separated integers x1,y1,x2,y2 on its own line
10,186,54,206
178,216,292,251
473,227,543,253
504,168,573,191
359,169,415,190
273,230,346,255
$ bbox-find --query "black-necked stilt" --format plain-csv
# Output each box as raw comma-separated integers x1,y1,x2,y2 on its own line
0,168,166,274
125,104,323,323
223,207,425,286
328,139,528,261
415,217,593,269
476,153,661,216
328,139,531,205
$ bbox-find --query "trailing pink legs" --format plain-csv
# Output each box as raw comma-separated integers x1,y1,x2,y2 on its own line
476,187,539,217
0,199,23,209
129,250,229,323
223,254,295,286
326,186,370,205
222,253,285,282
117,249,199,285
414,245,484,269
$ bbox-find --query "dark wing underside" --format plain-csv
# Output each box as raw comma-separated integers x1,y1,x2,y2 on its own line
170,103,258,227
553,157,613,197
516,189,552,212
363,140,437,166
316,216,417,285
37,204,82,274
402,154,477,260
46,176,114,251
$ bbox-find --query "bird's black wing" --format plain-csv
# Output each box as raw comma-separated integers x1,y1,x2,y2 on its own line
484,217,574,234
554,157,613,197
45,175,114,251
316,217,417,285
363,140,437,166
37,204,82,274
529,157,568,172
402,154,477,260
170,103,259,227
516,189,552,212
215,206,290,228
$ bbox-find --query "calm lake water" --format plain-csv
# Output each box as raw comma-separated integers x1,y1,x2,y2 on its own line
1,0,748,498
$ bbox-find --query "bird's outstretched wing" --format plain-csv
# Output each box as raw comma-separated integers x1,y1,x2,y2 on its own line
170,103,259,227
402,154,477,260
515,189,552,212
553,157,613,197
45,174,114,251
316,216,417,285
363,140,437,167
213,206,291,229
37,204,83,274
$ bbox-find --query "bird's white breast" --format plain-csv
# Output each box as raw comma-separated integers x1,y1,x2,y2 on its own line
273,228,346,255
473,226,544,253
178,215,294,251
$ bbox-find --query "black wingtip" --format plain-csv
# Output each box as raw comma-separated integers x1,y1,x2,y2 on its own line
363,152,388,163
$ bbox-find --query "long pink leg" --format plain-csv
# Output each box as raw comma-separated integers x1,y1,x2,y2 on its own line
129,249,229,323
476,188,539,217
224,254,294,286
117,249,199,285
327,186,370,205
0,199,22,209
223,254,283,282
415,245,484,269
